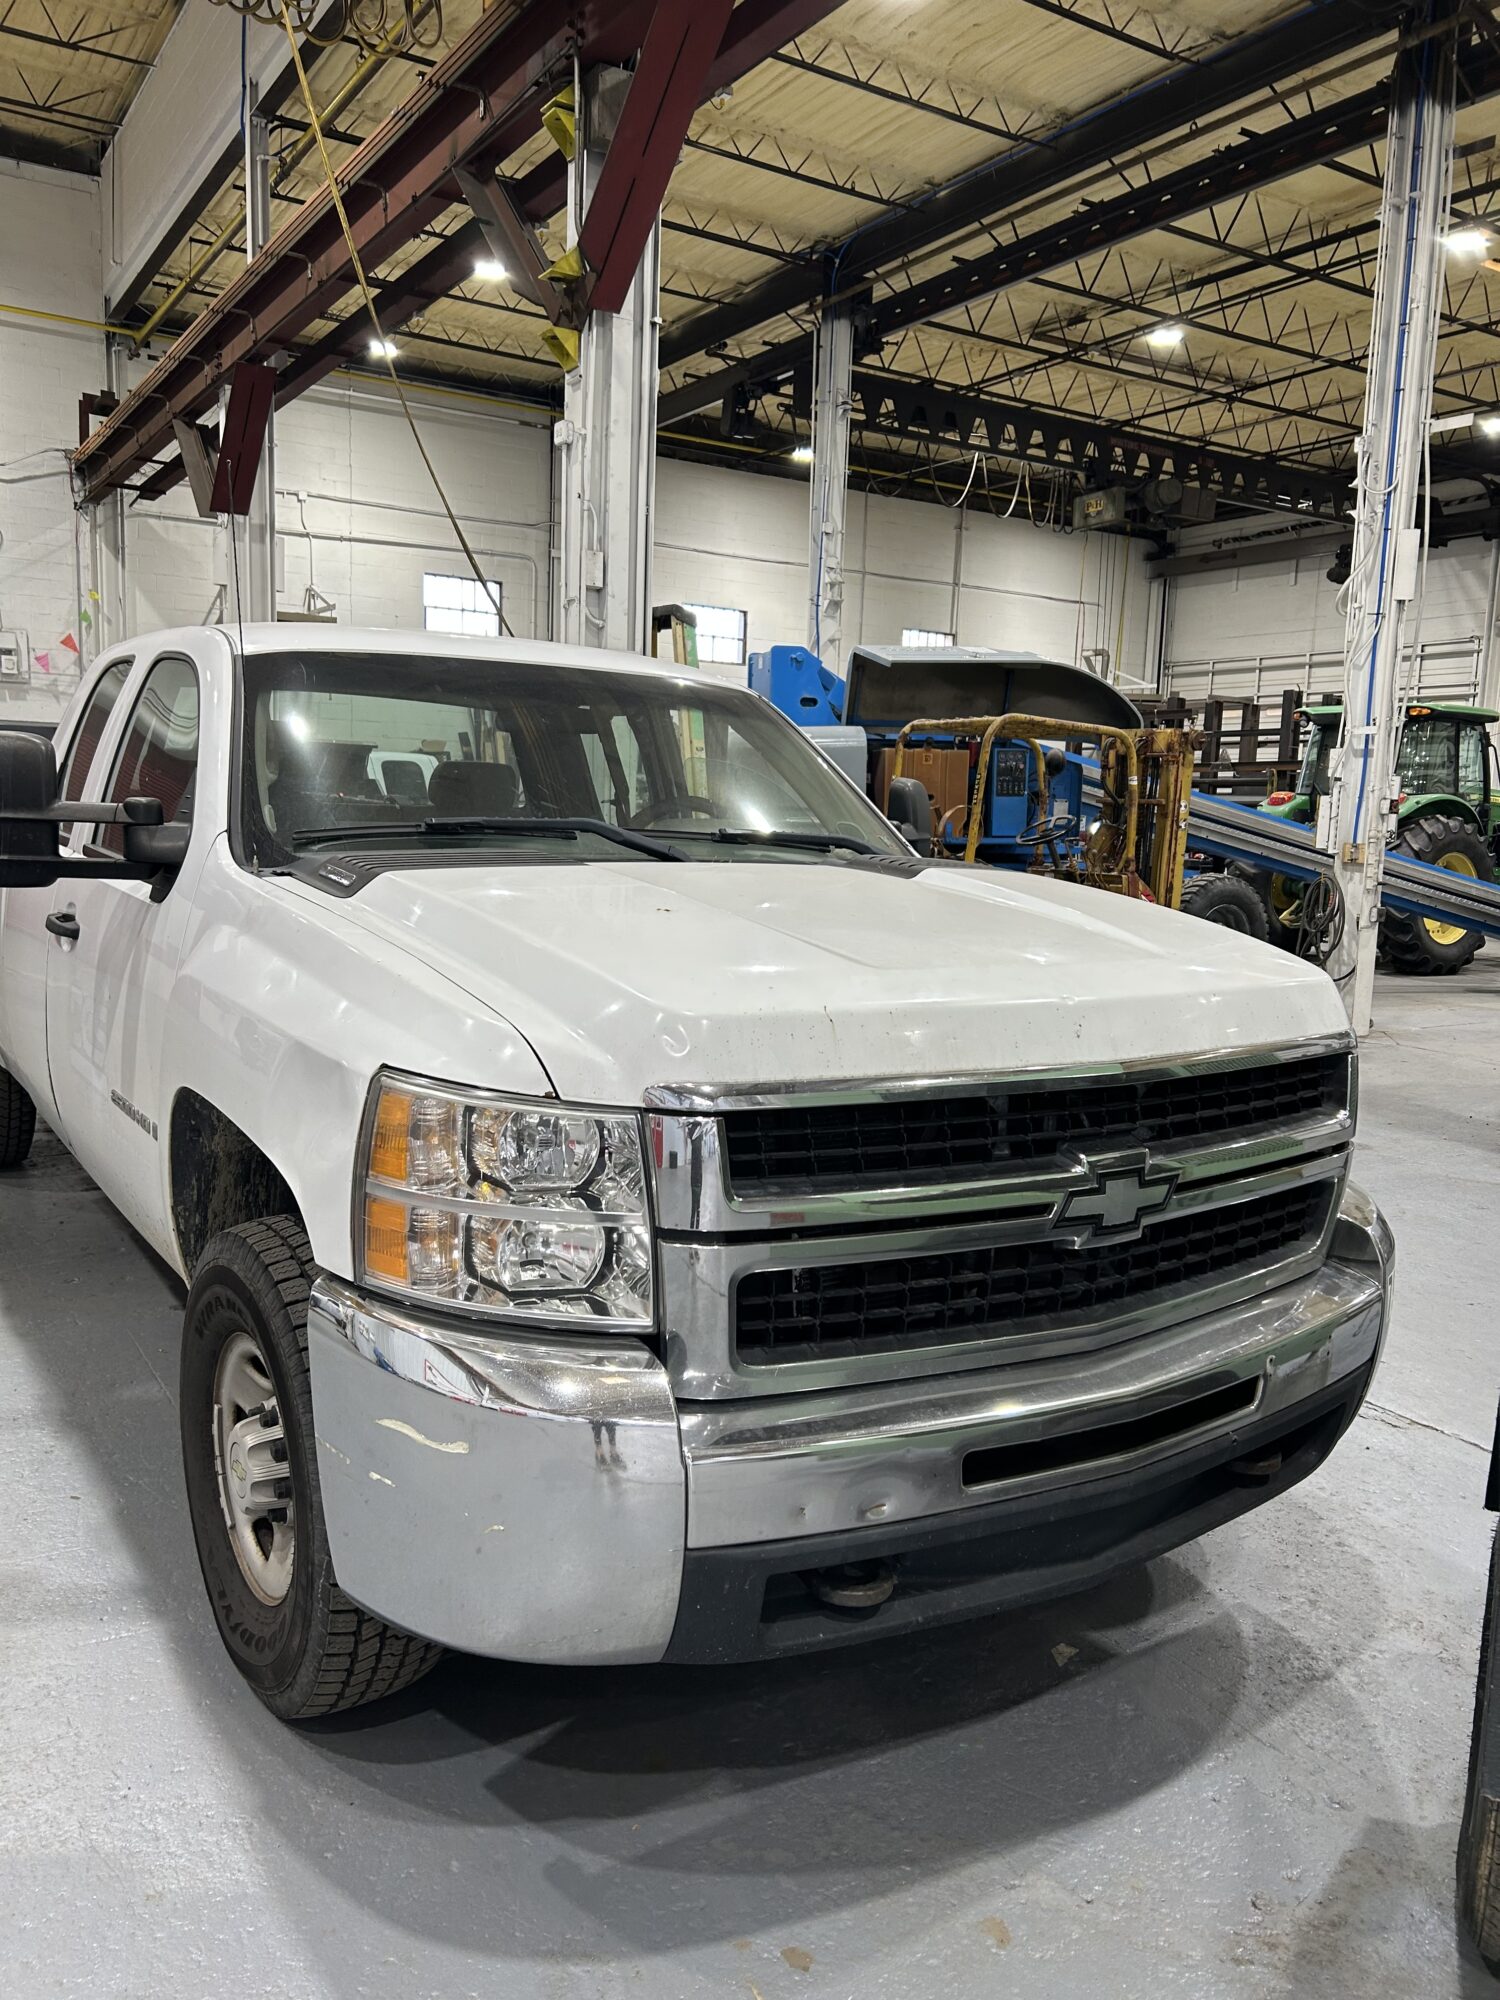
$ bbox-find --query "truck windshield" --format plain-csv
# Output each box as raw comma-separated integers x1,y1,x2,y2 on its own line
238,649,907,868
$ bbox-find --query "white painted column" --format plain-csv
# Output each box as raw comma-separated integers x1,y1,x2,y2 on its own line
807,294,853,674
228,111,277,623
1326,18,1457,1033
554,67,660,654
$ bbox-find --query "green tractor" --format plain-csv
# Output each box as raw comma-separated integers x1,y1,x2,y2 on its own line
1253,701,1500,974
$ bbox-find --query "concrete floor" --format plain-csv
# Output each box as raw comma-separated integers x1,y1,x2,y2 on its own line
3,969,1499,2000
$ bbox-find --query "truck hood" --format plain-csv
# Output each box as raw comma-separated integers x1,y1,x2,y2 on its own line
313,858,1346,1104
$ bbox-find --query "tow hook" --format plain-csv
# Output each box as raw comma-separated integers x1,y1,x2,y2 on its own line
1229,1447,1284,1482
805,1560,897,1611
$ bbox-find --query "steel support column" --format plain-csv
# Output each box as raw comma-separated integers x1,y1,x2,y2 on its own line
1327,7,1457,1033
230,111,277,622
554,67,660,653
89,340,130,655
807,291,853,673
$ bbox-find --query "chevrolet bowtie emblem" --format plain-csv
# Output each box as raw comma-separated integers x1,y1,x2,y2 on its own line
1054,1155,1179,1243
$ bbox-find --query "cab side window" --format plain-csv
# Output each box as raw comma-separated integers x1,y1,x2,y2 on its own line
1458,723,1487,807
59,659,131,803
1398,715,1458,796
94,655,199,858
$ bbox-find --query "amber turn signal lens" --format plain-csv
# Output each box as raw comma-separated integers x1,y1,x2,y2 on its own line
369,1088,412,1183
364,1196,410,1283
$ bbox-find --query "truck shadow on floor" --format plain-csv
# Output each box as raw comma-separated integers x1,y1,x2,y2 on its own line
289,1571,1372,1957
0,1128,1402,1969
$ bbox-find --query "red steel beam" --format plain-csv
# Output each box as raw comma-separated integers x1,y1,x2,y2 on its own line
580,0,735,314
209,362,278,513
272,229,488,410
115,0,845,499
76,0,643,503
275,0,846,405
510,0,849,233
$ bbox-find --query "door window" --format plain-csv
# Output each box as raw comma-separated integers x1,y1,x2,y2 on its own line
1458,722,1488,807
1397,715,1458,796
59,659,131,802
95,655,199,857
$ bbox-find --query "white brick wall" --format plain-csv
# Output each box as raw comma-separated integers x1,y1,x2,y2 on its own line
655,461,1155,683
0,159,1156,725
1164,523,1500,708
0,160,103,726
118,376,556,642
116,404,1153,683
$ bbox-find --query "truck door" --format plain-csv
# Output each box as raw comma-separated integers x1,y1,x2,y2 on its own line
43,651,202,1256
0,656,133,1127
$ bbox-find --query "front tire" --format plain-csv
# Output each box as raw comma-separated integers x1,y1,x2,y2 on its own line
180,1215,443,1719
1460,1526,1500,1969
1381,813,1492,975
0,1065,36,1170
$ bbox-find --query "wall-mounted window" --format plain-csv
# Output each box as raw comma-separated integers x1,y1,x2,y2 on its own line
682,602,747,667
423,571,503,638
902,627,956,649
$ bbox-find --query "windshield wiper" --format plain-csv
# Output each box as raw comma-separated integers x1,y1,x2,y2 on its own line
289,816,685,860
425,816,686,860
699,827,880,856
291,821,429,846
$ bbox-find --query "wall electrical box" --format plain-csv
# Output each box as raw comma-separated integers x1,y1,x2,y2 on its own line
0,631,30,684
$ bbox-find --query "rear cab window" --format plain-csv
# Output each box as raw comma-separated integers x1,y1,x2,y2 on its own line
59,659,132,803
90,655,200,858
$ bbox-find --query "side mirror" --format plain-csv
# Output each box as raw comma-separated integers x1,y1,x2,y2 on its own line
887,775,934,853
124,821,191,872
0,731,63,887
0,730,170,889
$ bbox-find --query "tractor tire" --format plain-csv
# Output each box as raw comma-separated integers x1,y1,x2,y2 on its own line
1181,872,1270,942
180,1215,444,1720
1379,813,1493,976
1231,864,1303,953
0,1065,36,1170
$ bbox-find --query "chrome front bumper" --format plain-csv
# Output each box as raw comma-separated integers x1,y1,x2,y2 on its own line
305,1185,1393,1665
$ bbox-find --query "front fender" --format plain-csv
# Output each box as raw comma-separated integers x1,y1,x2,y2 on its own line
1396,793,1483,833
161,849,554,1278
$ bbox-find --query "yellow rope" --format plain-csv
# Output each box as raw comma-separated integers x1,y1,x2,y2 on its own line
275,0,512,632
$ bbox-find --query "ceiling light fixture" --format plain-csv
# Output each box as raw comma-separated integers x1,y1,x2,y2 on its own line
1481,414,1500,437
1144,324,1185,350
1443,227,1491,258
472,258,508,283
368,337,399,359
790,444,815,463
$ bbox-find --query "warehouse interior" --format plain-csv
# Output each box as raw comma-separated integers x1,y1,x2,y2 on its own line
3,0,1500,1994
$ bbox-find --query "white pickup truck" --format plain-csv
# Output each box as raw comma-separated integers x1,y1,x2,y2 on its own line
0,626,1392,1719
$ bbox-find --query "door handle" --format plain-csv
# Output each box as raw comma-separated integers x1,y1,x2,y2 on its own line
45,908,80,943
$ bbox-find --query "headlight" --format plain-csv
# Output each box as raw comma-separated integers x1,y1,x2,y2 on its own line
359,1072,652,1326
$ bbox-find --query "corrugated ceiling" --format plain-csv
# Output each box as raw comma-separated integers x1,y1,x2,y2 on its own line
6,0,1500,505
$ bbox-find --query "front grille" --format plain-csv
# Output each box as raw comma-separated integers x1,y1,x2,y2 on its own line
733,1181,1330,1365
721,1052,1347,1194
